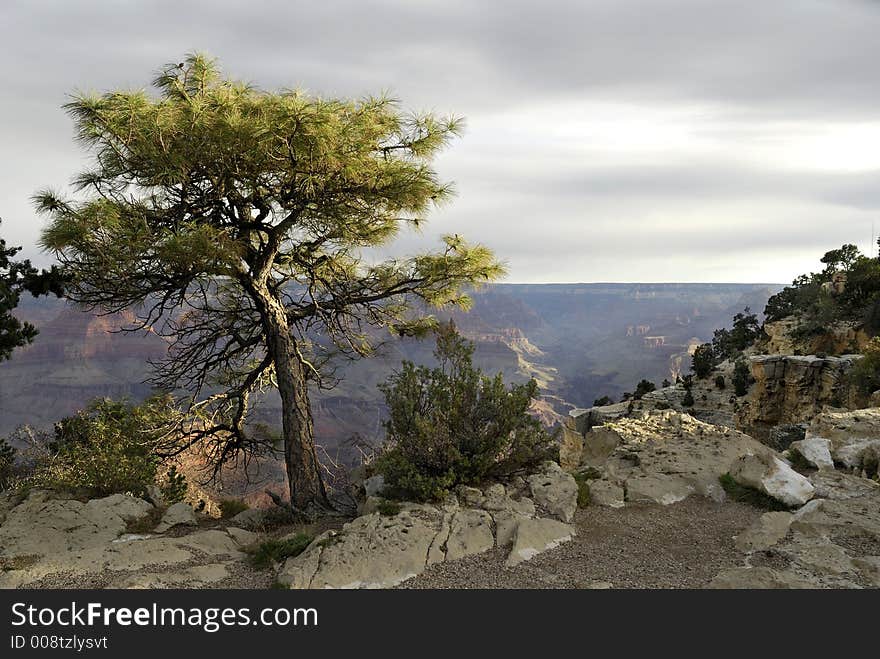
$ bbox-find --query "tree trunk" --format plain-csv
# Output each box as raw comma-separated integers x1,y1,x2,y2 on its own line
253,285,328,511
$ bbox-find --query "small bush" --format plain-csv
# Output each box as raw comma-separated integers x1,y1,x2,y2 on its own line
718,473,788,511
219,498,249,519
593,395,613,407
732,359,751,397
375,322,558,502
159,466,187,504
376,498,402,516
632,379,656,400
849,337,880,397
682,390,695,407
714,375,726,390
247,533,314,569
26,396,179,498
692,344,716,378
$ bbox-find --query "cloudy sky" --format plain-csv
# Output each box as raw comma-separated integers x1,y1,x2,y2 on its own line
3,0,880,283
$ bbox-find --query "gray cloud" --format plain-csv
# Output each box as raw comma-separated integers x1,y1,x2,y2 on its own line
2,0,880,282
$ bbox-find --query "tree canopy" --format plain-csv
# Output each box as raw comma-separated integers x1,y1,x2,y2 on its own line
36,54,504,510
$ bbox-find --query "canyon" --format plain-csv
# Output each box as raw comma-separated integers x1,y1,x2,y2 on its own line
1,283,778,448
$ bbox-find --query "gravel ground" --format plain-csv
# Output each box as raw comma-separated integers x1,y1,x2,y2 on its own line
400,497,762,589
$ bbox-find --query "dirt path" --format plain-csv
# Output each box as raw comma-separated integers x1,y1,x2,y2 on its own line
400,498,762,589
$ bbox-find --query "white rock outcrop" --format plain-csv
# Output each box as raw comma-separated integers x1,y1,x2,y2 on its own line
730,453,815,507
277,467,576,589
788,437,834,470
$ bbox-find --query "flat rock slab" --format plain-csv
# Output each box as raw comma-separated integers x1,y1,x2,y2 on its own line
506,518,575,567
734,511,793,552
709,567,815,589
154,502,198,533
0,491,154,559
528,463,578,523
625,474,694,506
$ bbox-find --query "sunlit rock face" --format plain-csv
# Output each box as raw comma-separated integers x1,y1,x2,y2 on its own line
736,354,861,439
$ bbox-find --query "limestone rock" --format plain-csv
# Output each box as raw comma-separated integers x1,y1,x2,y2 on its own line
155,502,198,533
112,562,231,589
736,354,861,438
229,508,268,530
506,517,574,567
279,509,442,589
566,410,771,507
588,480,625,508
809,470,880,500
226,527,259,546
445,509,494,561
832,439,880,472
789,437,834,470
0,491,154,559
730,453,815,507
734,511,793,552
709,567,814,589
528,462,578,523
625,474,694,505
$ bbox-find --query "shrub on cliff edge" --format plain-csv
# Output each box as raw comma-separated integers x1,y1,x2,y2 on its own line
375,322,558,502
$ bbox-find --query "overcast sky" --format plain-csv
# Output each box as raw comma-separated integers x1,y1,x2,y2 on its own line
3,0,880,283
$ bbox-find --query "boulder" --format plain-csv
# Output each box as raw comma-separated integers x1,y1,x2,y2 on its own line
734,511,793,552
506,518,574,567
809,470,880,500
832,439,880,472
155,502,198,533
588,480,625,508
730,453,815,507
444,509,495,561
0,491,154,559
788,437,834,470
278,509,442,589
229,508,268,530
625,474,694,505
528,462,578,523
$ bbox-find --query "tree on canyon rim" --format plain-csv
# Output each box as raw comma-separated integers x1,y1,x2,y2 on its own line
0,219,66,361
36,54,503,511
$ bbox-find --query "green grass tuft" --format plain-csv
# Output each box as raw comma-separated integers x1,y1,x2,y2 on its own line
246,533,314,570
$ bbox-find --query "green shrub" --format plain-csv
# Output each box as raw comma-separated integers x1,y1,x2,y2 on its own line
159,465,188,504
714,375,726,390
219,498,249,519
593,395,613,407
692,344,716,378
849,337,880,397
375,322,558,502
376,498,402,516
632,379,656,400
732,359,751,397
682,389,695,407
27,395,178,498
247,533,314,569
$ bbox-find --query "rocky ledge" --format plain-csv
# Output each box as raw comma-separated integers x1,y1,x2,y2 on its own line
277,462,578,588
